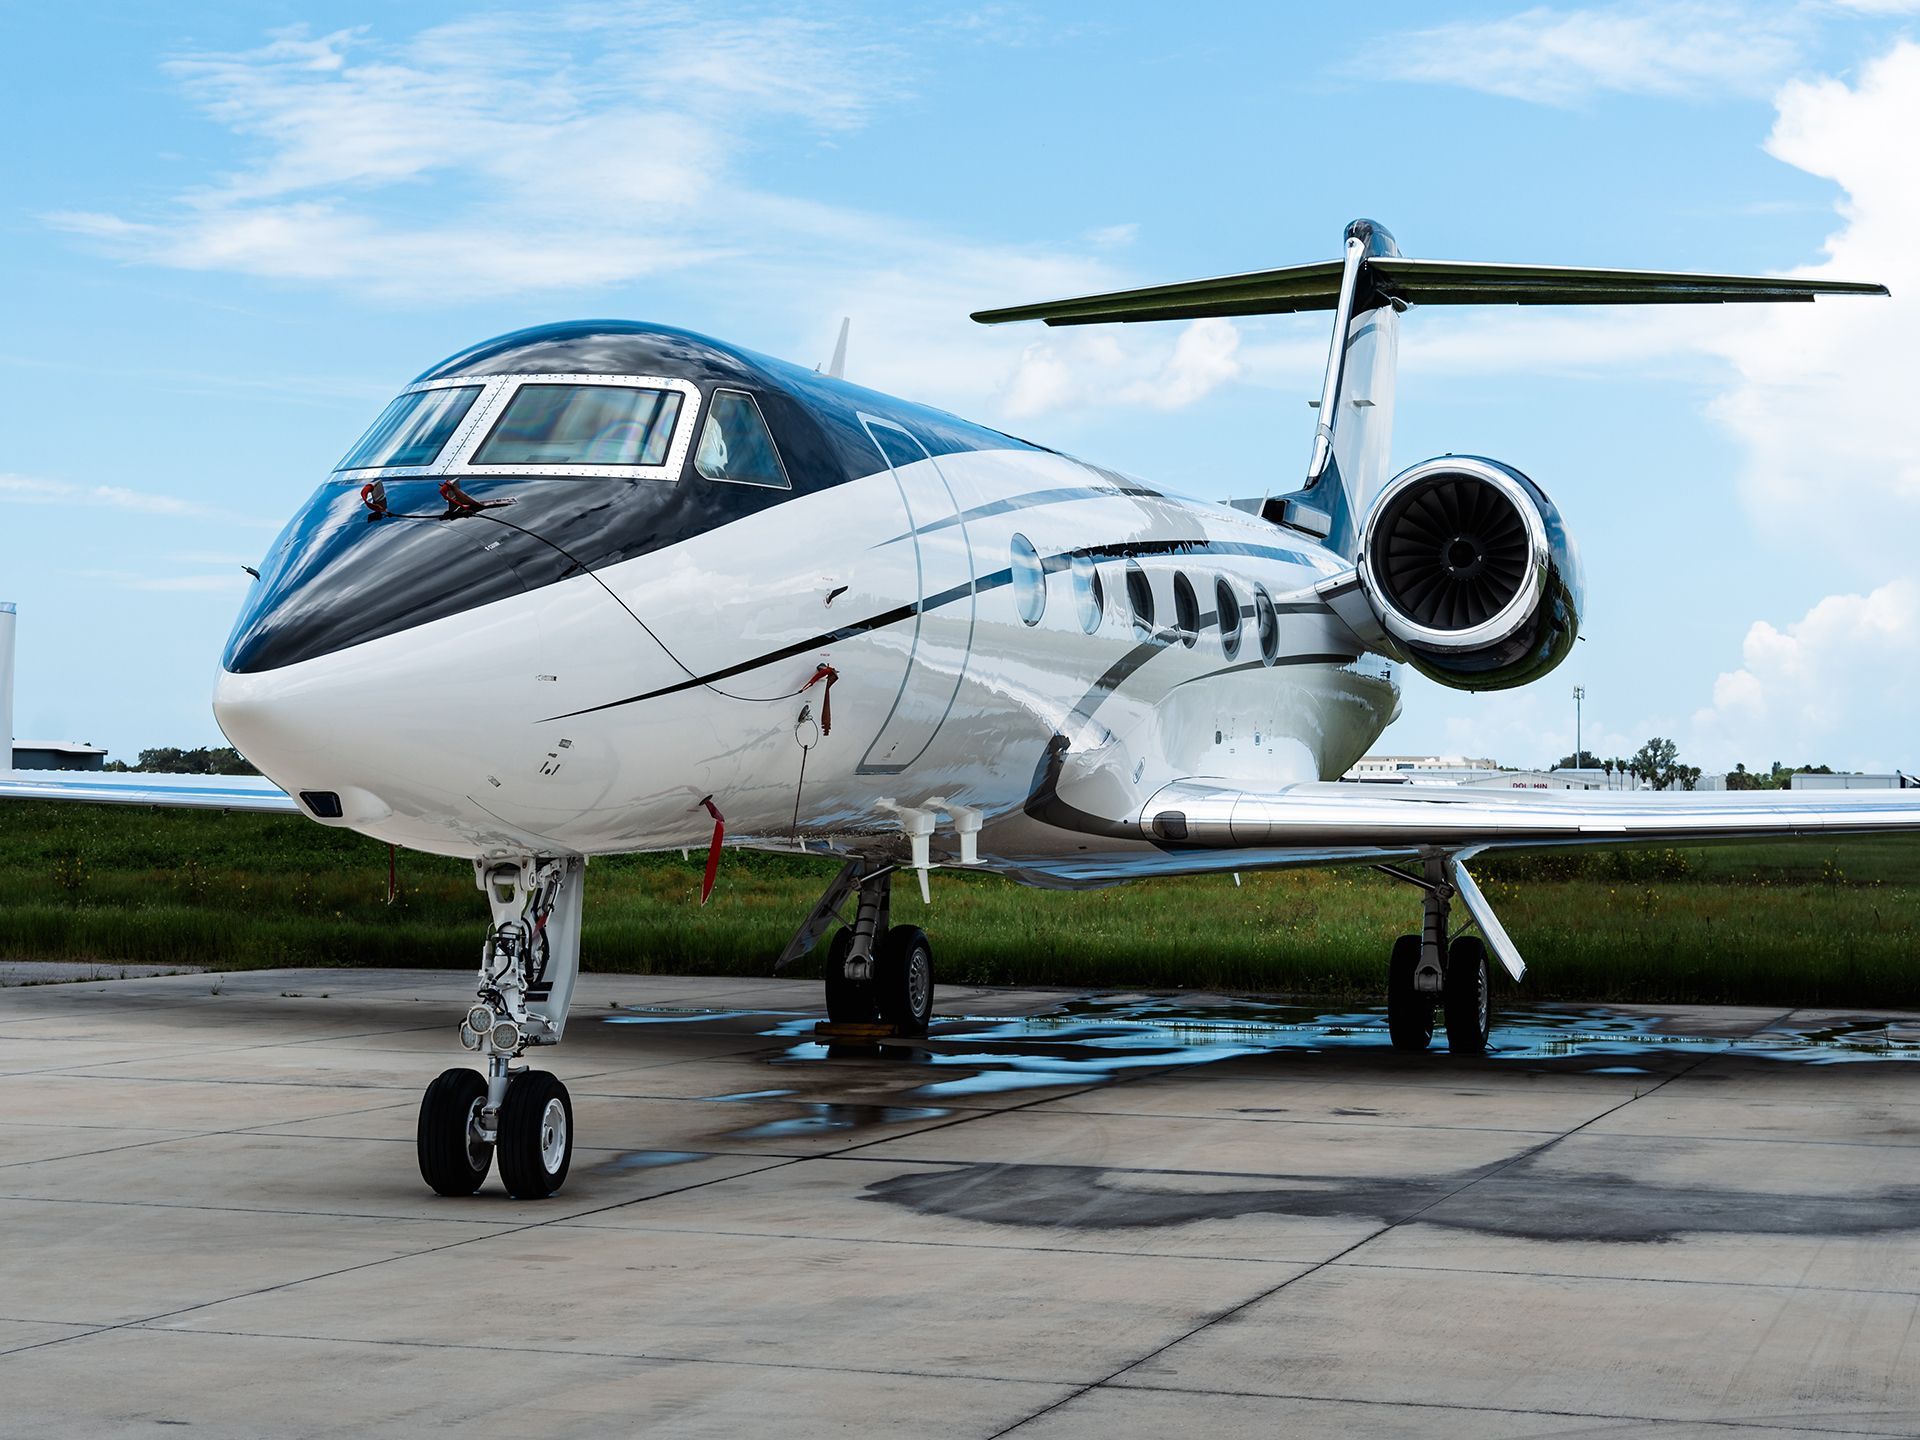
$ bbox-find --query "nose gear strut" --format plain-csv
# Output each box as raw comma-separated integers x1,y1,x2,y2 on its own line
418,853,586,1199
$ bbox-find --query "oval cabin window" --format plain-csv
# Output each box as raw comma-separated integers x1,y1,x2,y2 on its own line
1010,533,1045,626
1216,576,1243,660
1253,585,1280,665
1125,562,1155,640
1072,553,1104,633
1172,571,1200,649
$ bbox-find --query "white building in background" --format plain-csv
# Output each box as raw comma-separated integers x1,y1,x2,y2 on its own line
1791,772,1918,791
1344,754,1501,784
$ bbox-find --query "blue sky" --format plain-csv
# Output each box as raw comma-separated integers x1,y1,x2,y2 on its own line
3,0,1917,771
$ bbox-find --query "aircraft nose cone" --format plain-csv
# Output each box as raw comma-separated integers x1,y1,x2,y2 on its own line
214,665,394,827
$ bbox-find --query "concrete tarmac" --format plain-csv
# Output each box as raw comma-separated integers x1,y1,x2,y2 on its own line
2,966,1918,1438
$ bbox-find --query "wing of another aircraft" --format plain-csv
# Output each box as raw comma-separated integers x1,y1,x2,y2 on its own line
1140,778,1920,850
0,769,298,814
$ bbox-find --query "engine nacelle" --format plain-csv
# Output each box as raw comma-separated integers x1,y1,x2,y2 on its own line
1354,456,1581,691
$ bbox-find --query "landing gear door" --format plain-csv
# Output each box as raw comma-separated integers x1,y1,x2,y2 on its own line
856,415,976,774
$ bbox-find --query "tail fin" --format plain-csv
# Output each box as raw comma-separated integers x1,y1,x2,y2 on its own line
972,220,1885,560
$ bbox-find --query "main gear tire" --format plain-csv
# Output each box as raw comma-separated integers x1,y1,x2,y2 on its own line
823,927,877,1024
875,925,934,1036
1444,934,1493,1055
1386,933,1435,1052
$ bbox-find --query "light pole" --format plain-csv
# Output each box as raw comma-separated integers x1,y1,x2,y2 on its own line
1572,685,1585,773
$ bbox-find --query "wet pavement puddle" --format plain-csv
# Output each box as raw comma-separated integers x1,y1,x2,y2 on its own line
605,997,1920,1103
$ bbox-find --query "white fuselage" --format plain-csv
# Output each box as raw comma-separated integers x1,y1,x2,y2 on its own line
215,444,1401,884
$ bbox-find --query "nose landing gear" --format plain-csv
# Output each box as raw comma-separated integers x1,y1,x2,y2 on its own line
417,855,584,1198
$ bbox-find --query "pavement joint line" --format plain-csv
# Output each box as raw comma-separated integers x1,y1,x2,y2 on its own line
1513,1128,1920,1150
0,1219,543,1365
0,1094,488,1172
1328,1257,1920,1302
985,1044,1720,1437
0,1133,227,1172
1103,1378,1907,1436
0,1192,545,1224
545,1217,1331,1266
86,1323,1086,1391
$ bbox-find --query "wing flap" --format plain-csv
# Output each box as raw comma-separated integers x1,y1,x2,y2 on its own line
0,769,299,814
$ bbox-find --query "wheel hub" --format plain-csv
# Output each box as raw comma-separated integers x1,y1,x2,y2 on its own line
463,1096,490,1171
538,1096,567,1173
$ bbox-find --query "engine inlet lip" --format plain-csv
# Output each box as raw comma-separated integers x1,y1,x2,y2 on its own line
1358,457,1549,655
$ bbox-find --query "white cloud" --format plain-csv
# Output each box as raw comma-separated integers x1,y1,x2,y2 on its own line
1689,579,1920,769
1699,41,1920,547
42,8,1234,426
49,10,893,297
0,473,267,524
74,568,254,595
1374,2,1810,105
998,318,1247,419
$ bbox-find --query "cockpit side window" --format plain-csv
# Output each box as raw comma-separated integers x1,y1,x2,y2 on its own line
336,386,482,471
473,384,683,467
694,390,792,489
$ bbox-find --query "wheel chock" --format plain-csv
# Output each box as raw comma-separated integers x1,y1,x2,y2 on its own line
813,1020,910,1040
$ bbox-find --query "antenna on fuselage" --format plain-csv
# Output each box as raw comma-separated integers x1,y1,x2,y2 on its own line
821,317,850,380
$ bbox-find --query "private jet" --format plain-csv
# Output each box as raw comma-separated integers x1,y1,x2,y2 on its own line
6,219,1911,1200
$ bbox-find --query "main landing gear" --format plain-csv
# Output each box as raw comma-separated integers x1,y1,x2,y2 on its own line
778,859,935,1035
1383,853,1494,1055
417,855,585,1199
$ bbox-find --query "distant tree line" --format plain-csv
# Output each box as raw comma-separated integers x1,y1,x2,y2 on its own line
104,746,258,776
1554,742,1837,791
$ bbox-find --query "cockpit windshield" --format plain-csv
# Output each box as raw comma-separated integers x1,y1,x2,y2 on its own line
335,386,481,471
472,384,683,467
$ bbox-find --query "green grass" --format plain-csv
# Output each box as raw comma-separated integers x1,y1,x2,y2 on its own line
1,800,1916,1007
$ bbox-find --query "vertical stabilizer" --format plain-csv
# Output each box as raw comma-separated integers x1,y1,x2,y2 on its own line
1265,219,1401,558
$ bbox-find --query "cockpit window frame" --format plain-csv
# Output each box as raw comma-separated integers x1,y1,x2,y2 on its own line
334,373,704,482
332,377,500,479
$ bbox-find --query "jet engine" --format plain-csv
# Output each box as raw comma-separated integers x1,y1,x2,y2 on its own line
1353,456,1581,691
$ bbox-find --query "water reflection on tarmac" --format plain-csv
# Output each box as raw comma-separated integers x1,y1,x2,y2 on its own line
603,994,1920,1103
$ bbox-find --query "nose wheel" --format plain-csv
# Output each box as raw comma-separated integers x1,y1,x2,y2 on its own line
417,1067,494,1196
496,1070,573,1199
417,1066,573,1199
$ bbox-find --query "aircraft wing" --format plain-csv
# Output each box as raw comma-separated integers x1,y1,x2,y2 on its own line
0,769,299,814
1140,779,1920,851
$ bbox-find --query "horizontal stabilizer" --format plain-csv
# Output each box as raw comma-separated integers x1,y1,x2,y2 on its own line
972,256,1887,326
